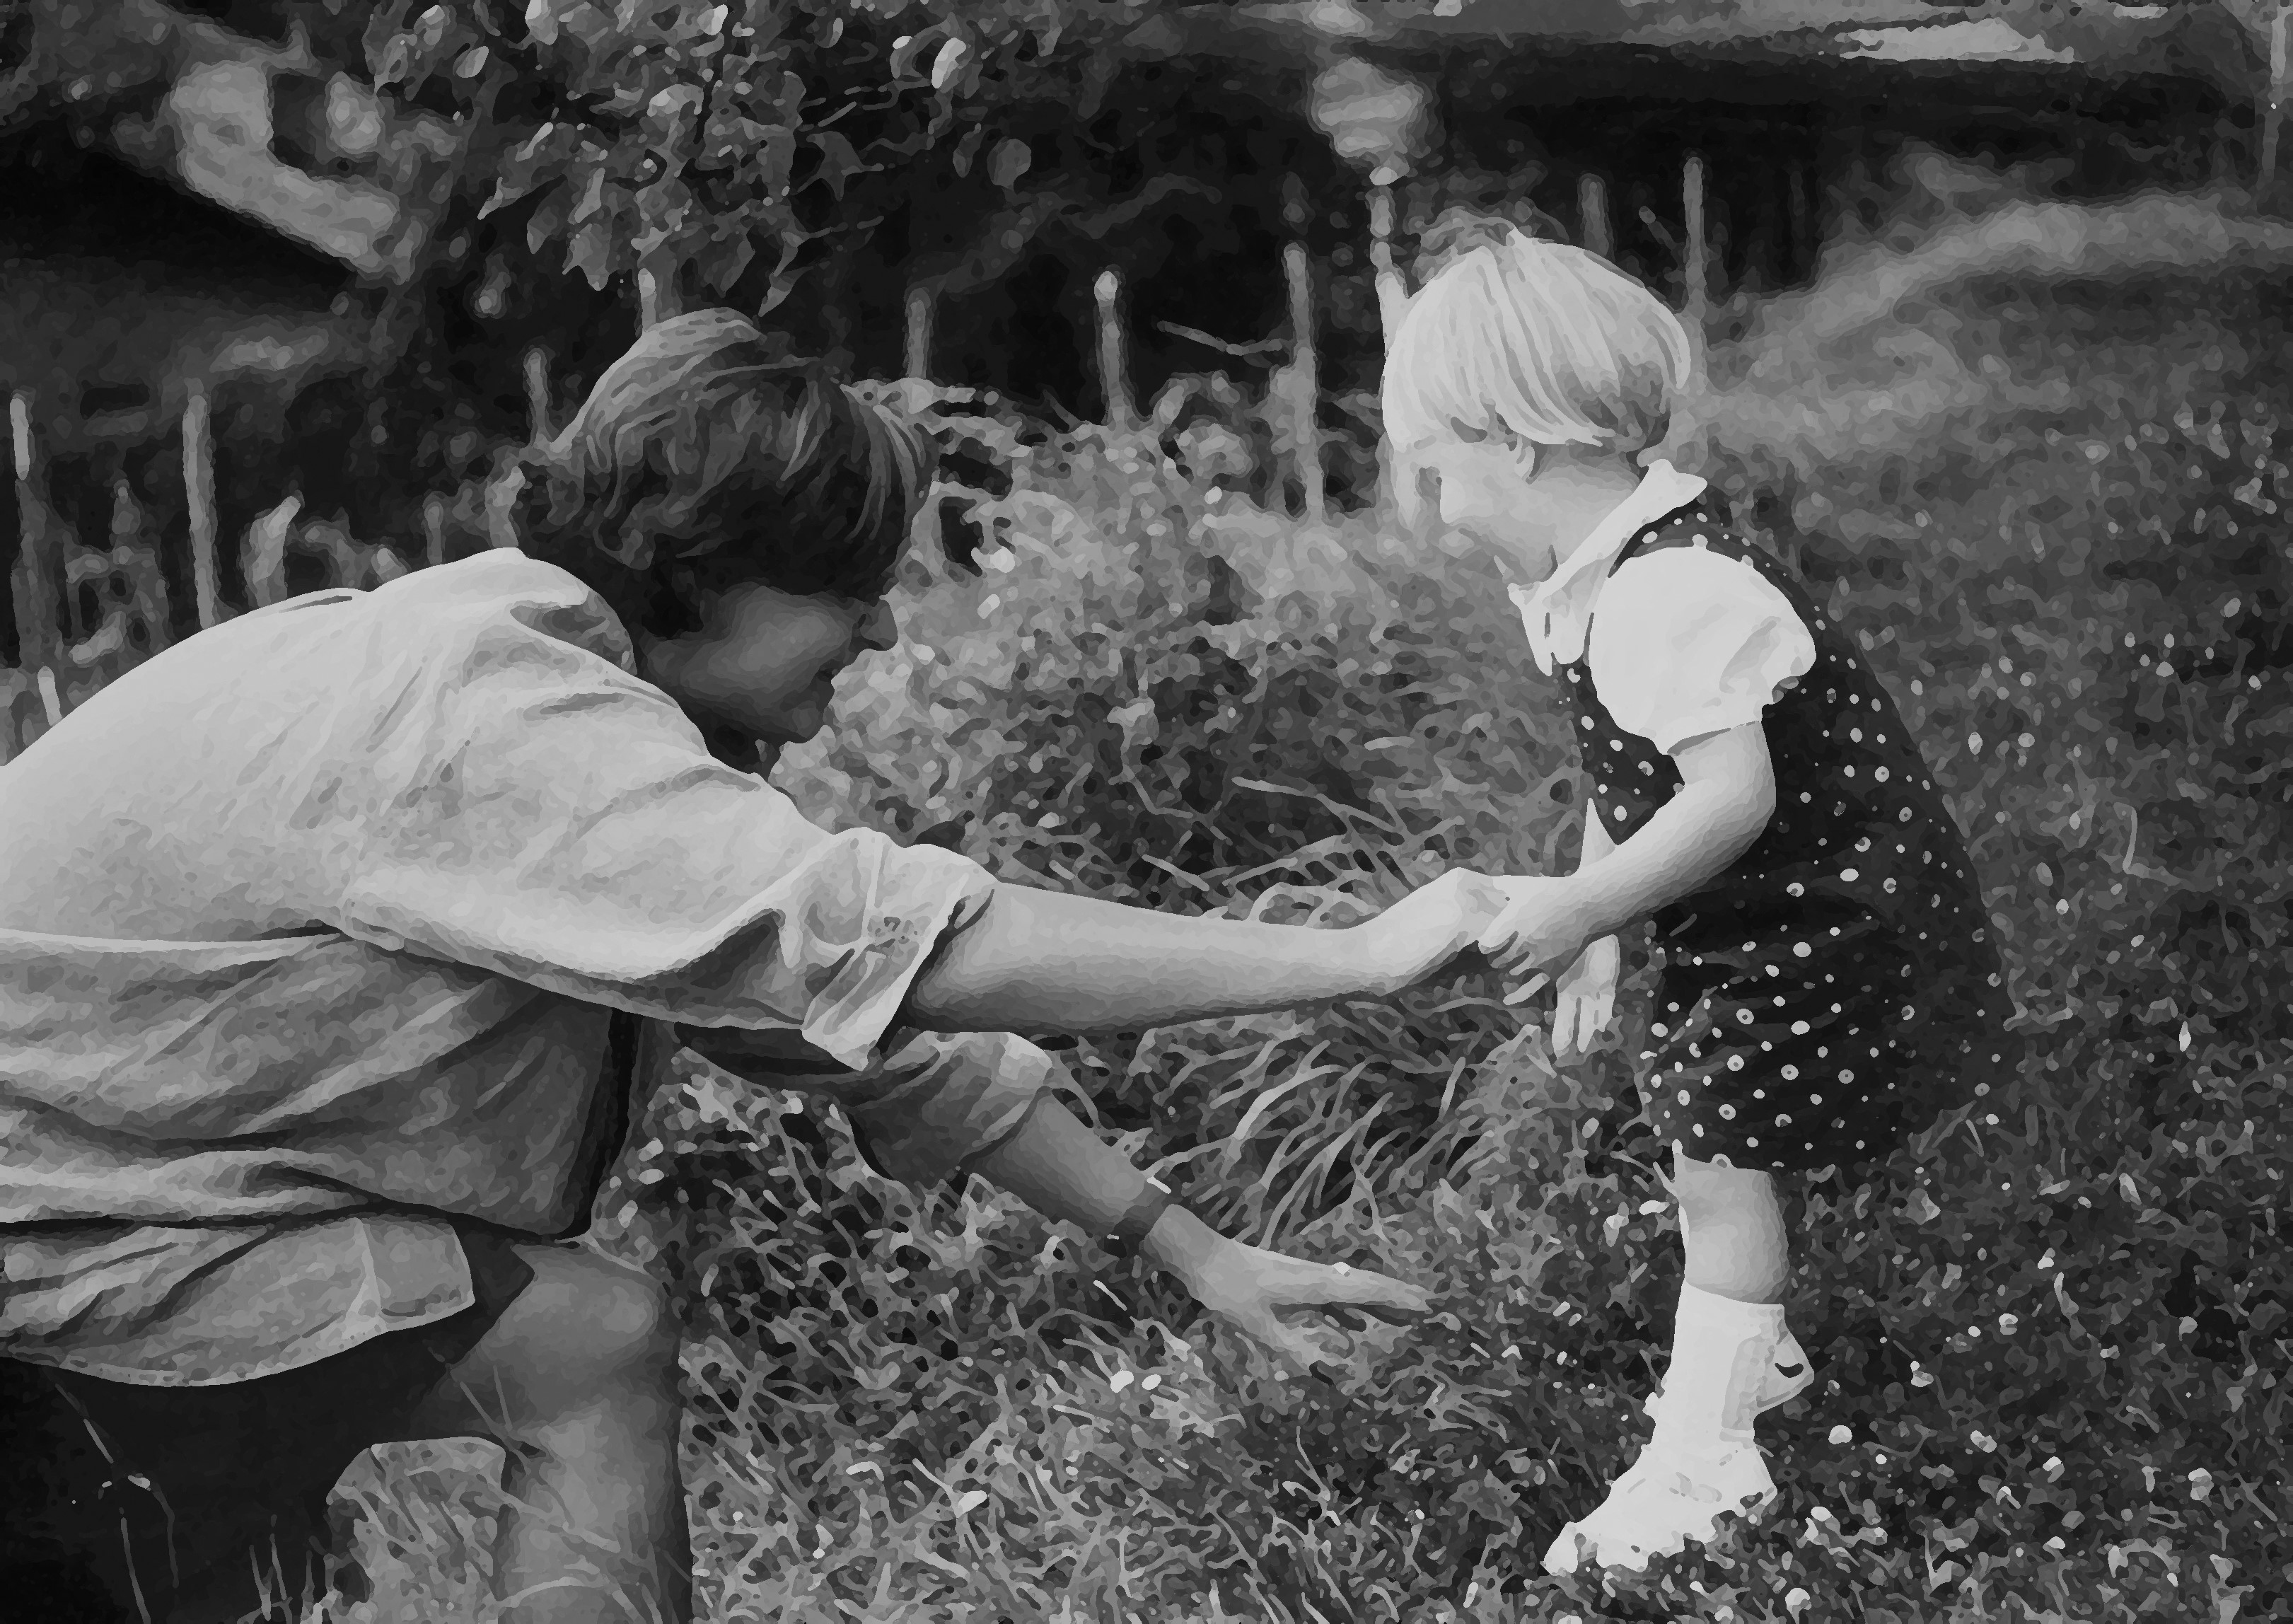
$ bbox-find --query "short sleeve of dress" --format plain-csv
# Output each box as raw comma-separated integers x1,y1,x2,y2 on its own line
327,557,995,1074
1586,549,1816,755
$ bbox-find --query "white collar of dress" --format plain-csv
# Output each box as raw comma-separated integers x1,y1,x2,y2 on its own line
1507,460,1710,675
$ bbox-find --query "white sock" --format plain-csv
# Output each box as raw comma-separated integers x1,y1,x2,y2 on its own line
1648,1283,1787,1459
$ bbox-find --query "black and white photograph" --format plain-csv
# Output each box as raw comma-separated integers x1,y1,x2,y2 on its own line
1,1,2288,1620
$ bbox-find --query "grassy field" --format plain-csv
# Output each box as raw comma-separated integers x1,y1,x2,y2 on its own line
260,204,2293,1623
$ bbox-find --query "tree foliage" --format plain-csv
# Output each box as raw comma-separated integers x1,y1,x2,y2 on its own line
347,0,1200,313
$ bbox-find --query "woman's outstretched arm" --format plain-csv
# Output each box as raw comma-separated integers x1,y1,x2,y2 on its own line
967,1091,1429,1368
683,1026,1439,1371
897,869,1500,1036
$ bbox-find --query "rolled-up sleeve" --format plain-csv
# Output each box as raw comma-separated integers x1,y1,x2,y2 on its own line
716,1028,1061,1188
1588,550,1816,755
326,566,995,1083
843,1031,1059,1187
779,1032,1064,1183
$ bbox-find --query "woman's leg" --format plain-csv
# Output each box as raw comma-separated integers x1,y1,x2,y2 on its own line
383,1241,691,1624
1667,1149,1790,1303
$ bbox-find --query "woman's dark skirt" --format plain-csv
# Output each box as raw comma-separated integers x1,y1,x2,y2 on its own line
0,1231,534,1623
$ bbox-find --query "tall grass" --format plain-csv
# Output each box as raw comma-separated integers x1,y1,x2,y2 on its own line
278,190,2293,1621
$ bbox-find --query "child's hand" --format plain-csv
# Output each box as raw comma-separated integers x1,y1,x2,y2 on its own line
1478,876,1596,987
1357,869,1510,995
1551,935,1619,1059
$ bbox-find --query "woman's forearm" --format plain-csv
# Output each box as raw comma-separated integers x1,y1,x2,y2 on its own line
900,883,1381,1036
968,1094,1223,1277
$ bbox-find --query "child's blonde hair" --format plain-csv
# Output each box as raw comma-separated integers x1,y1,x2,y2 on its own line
1382,233,1694,511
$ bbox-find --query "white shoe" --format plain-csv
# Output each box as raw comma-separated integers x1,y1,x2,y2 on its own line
1642,1328,1814,1425
1540,1439,1780,1575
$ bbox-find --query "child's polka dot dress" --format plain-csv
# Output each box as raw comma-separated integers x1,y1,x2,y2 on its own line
1555,496,2012,1174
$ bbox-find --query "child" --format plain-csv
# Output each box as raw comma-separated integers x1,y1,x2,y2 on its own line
1381,234,2012,1573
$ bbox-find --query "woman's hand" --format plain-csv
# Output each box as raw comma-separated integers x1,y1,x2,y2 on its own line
1353,869,1510,997
1551,934,1619,1060
1176,1233,1432,1376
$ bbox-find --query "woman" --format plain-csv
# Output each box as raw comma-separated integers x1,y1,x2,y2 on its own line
0,311,1501,1624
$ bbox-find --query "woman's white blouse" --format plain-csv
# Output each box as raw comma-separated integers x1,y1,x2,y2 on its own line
1582,546,1818,755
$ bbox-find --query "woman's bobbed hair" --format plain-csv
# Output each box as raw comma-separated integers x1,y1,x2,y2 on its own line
509,309,937,642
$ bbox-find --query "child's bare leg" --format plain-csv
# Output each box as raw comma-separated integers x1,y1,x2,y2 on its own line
1667,1149,1789,1303
389,1244,692,1624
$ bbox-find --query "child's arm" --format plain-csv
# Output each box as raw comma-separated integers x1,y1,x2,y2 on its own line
1570,721,1775,936
1486,723,1775,975
1579,792,1616,871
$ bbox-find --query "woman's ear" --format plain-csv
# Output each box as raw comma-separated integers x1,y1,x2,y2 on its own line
629,562,704,676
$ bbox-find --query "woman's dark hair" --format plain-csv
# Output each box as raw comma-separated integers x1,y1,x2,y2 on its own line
508,308,937,641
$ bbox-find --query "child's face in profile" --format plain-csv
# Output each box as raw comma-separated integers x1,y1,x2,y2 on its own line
1412,438,1561,584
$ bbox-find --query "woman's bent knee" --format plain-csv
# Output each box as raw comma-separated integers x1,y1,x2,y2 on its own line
521,1245,680,1391
405,1246,681,1446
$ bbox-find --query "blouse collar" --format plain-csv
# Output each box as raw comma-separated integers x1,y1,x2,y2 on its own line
1507,460,1709,674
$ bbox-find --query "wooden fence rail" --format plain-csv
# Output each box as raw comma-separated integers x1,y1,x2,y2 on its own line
0,391,407,765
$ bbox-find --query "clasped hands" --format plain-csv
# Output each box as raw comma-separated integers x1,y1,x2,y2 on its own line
1357,869,1618,1060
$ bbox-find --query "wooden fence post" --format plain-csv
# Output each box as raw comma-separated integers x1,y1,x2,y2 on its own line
59,478,87,644
523,347,554,445
1284,240,1324,525
9,392,60,675
115,475,170,656
423,491,448,571
484,455,523,550
904,285,936,383
2262,2,2291,209
1786,159,1812,283
184,384,221,630
637,248,683,330
1094,268,1134,430
1369,165,1410,345
242,493,301,610
1579,171,1613,260
1369,166,1409,515
1683,151,1710,326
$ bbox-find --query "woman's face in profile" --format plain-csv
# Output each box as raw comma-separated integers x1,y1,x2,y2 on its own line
645,581,899,758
